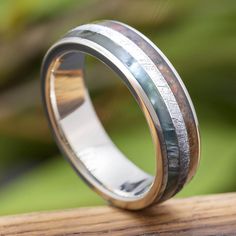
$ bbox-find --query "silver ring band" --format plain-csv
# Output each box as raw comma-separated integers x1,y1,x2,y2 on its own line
41,20,200,209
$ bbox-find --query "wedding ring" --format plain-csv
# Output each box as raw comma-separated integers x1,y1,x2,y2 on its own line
41,20,200,209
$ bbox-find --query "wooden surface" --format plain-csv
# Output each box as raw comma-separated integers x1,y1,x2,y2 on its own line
0,193,236,235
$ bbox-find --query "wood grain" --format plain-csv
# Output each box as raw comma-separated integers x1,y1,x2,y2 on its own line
0,193,236,235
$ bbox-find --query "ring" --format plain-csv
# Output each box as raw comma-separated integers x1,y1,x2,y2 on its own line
41,20,200,210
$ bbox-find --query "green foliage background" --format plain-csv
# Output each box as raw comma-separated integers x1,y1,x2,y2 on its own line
0,0,236,215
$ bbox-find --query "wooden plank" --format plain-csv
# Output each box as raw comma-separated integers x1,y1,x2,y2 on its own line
0,193,236,235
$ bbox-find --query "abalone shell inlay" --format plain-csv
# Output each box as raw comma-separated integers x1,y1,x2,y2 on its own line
65,28,183,200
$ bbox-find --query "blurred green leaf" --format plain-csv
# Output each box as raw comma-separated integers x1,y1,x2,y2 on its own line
0,0,86,34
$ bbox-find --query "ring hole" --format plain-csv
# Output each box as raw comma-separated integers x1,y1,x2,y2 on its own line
47,50,156,199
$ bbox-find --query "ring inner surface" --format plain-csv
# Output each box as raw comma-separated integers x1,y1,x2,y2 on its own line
48,51,154,199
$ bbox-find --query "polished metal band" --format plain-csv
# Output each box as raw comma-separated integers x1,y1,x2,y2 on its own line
41,20,200,209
